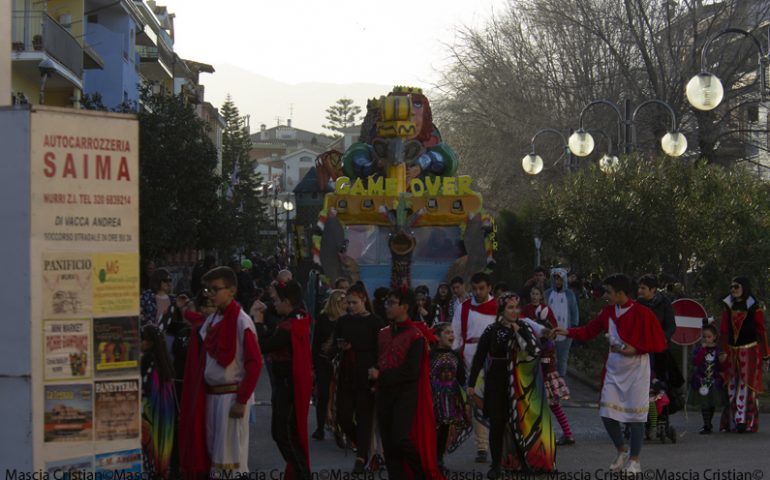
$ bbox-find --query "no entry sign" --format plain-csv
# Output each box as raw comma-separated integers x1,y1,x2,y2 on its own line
672,298,708,346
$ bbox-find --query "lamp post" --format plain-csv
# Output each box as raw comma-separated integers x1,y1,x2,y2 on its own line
283,200,295,259
522,128,572,175
686,27,768,111
567,98,687,158
522,128,616,174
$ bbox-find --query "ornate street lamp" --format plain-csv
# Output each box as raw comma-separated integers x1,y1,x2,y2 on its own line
522,128,571,175
568,99,687,158
686,27,767,111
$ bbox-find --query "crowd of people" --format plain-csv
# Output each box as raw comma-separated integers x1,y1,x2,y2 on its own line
137,259,769,480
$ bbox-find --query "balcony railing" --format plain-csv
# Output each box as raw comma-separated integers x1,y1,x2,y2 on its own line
11,11,83,78
136,41,174,71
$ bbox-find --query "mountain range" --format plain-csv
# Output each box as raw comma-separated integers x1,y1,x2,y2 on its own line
201,64,393,135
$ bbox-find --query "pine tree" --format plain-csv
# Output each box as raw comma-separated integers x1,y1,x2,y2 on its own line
322,98,361,136
220,94,269,257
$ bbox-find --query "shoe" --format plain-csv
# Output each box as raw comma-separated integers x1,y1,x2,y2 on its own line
311,429,324,440
699,425,712,435
352,458,366,474
475,450,488,463
609,450,629,471
736,423,747,433
487,464,502,480
624,460,642,474
556,436,576,446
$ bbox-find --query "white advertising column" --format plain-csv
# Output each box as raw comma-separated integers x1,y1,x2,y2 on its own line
0,105,141,475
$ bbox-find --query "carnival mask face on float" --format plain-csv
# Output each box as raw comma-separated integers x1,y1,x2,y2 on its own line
410,96,424,140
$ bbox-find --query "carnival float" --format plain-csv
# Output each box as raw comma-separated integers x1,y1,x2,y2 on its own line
313,86,496,292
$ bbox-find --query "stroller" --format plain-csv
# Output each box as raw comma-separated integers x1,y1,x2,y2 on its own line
647,350,685,443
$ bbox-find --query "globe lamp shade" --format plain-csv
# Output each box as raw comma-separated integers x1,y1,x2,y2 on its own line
686,73,724,111
661,132,688,157
522,154,544,175
568,130,595,157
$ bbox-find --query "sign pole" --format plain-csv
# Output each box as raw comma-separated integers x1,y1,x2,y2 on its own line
0,0,10,106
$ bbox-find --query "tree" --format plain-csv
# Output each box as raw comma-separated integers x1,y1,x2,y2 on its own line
135,87,221,260
219,94,270,258
535,155,770,303
435,0,770,211
323,98,362,136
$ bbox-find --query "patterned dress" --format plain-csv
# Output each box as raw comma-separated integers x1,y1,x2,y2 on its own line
430,347,472,453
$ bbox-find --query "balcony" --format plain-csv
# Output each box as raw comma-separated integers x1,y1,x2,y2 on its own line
11,11,103,87
136,42,174,80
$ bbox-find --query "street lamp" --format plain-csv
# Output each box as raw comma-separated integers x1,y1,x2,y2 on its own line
522,128,571,175
568,98,687,158
686,27,767,111
282,200,295,255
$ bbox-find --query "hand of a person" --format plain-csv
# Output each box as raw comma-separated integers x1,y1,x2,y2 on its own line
719,352,728,363
368,367,379,380
613,344,637,356
466,386,475,397
229,402,246,419
419,307,428,316
552,327,569,337
176,294,191,311
250,301,266,323
541,328,553,339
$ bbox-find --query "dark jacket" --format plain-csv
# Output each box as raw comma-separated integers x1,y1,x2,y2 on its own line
637,292,676,342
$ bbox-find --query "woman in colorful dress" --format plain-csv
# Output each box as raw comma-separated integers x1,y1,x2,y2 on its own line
141,324,176,479
719,276,769,433
468,292,555,479
523,286,575,445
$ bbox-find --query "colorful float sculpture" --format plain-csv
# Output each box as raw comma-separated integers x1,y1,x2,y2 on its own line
313,86,496,292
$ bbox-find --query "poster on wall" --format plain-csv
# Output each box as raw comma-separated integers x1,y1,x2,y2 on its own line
44,384,93,443
94,380,140,441
46,456,94,479
43,319,91,381
95,449,142,478
93,316,139,375
42,253,93,317
92,252,139,316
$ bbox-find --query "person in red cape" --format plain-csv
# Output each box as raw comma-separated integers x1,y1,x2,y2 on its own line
253,280,313,480
178,267,263,479
553,273,666,475
368,287,444,480
451,272,497,464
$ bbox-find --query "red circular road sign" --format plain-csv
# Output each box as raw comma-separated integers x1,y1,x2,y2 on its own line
671,298,708,346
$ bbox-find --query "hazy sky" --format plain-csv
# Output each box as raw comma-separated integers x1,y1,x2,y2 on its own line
162,0,508,86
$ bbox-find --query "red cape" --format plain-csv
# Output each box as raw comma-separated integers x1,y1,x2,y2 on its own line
403,320,445,480
569,301,666,353
203,300,240,367
460,297,498,357
179,311,209,480
283,312,313,480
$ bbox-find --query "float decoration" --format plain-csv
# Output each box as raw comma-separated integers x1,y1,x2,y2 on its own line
313,86,496,290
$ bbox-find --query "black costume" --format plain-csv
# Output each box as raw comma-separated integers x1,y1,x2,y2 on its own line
311,312,337,436
468,321,540,470
333,312,385,462
257,310,312,480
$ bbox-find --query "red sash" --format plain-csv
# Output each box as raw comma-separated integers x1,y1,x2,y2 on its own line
460,298,497,357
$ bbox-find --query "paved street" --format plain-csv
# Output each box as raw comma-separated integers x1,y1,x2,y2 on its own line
247,372,770,478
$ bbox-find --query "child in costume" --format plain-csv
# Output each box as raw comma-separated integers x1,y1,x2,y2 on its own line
430,323,471,472
691,319,726,434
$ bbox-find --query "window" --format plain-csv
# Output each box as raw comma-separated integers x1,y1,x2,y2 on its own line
747,105,759,123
